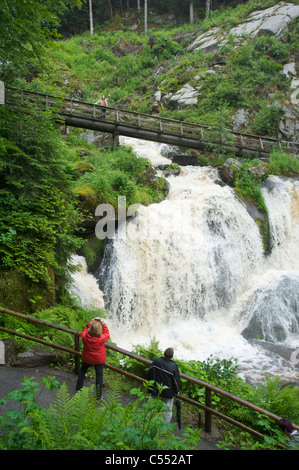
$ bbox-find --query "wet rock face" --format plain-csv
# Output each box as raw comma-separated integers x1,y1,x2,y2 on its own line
11,347,61,367
168,84,199,109
187,2,299,54
240,274,299,343
2,341,61,367
229,2,299,39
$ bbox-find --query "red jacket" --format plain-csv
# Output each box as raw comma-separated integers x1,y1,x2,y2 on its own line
80,322,110,364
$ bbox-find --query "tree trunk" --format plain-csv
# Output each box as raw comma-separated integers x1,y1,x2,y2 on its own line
206,0,211,18
137,0,141,11
108,0,113,18
190,1,194,25
89,0,94,35
144,0,147,36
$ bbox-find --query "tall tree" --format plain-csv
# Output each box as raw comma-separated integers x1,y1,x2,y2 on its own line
89,0,94,34
144,0,148,36
206,0,211,18
190,1,194,25
0,0,82,80
108,0,113,18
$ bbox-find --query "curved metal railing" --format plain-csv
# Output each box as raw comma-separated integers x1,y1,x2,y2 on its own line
0,306,297,447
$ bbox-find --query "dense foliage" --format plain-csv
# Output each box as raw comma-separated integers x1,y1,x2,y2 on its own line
0,0,82,81
0,106,82,289
0,376,200,450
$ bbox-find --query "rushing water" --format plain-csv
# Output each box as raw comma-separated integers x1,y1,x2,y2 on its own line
70,137,299,384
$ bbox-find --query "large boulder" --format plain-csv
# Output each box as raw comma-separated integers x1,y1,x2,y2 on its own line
169,84,199,109
11,346,61,368
240,273,299,343
218,158,243,186
187,27,222,53
187,2,299,56
219,158,269,187
278,104,299,141
0,268,55,313
230,2,299,39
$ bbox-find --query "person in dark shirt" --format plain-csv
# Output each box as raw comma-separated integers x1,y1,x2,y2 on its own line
278,418,299,449
147,347,180,422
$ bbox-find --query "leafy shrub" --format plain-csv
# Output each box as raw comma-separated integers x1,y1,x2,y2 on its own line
214,83,244,108
235,172,268,214
251,103,283,136
0,378,200,450
78,144,167,210
0,107,82,285
269,150,299,176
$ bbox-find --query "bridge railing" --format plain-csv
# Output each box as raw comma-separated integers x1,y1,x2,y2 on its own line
0,306,297,447
5,87,298,156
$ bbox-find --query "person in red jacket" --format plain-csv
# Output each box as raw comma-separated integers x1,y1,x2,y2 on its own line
76,317,110,400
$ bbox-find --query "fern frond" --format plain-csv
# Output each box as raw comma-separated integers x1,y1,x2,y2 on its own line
101,388,122,408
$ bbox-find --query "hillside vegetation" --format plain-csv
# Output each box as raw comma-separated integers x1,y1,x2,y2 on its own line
17,0,299,137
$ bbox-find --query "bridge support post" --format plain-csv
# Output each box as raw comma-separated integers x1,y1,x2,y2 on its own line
0,81,5,105
205,388,212,432
113,131,119,147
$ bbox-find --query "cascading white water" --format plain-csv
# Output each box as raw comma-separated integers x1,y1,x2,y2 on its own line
68,255,105,309
70,136,299,384
99,166,265,327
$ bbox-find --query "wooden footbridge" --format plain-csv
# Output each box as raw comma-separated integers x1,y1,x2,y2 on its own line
5,87,299,157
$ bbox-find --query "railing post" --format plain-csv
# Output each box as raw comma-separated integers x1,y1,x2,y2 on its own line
205,388,212,432
0,81,5,105
159,118,162,133
74,335,80,374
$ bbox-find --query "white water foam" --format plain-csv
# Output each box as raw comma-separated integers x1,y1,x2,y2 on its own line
68,255,105,309
70,137,299,384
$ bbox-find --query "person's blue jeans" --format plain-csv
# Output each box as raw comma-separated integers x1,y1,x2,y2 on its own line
76,361,105,399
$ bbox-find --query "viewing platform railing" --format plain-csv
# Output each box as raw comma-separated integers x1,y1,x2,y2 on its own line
0,306,298,447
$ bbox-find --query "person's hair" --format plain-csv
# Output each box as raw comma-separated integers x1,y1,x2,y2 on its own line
88,321,103,337
164,347,174,359
278,418,294,434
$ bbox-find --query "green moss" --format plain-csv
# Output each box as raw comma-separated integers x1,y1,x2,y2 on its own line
0,268,55,313
255,217,270,254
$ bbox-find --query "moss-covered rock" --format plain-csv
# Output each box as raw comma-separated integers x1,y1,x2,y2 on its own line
74,161,95,175
74,184,100,229
0,267,55,313
218,158,242,186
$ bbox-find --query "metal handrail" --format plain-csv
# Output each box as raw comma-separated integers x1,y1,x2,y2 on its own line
0,306,297,446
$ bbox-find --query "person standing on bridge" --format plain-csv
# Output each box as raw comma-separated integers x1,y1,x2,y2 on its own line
147,347,180,423
95,94,111,119
76,317,110,400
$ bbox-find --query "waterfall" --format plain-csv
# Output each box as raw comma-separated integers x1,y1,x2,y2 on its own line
68,254,105,309
98,166,265,328
70,137,299,384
